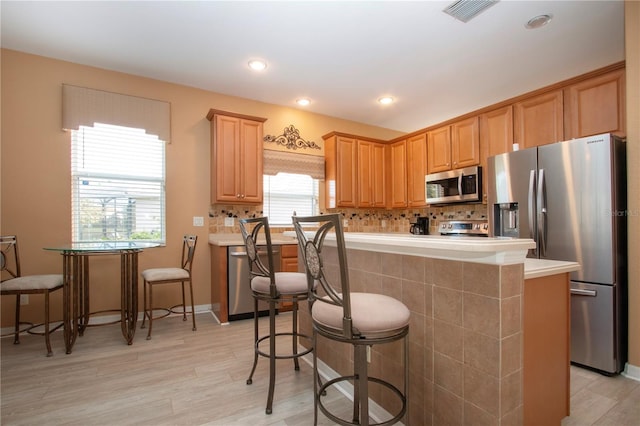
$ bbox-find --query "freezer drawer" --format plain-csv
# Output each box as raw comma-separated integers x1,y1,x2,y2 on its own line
570,282,621,374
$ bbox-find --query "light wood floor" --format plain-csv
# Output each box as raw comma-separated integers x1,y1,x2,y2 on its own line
2,312,639,425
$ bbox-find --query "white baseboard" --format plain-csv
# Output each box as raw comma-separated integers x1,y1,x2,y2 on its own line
299,348,404,426
622,362,640,382
1,303,215,337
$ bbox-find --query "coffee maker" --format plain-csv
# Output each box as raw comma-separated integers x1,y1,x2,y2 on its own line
410,217,429,235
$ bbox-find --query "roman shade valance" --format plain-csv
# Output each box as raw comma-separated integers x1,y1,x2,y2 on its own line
263,149,325,180
62,84,171,142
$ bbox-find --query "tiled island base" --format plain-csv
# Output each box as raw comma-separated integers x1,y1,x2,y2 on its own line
300,247,527,426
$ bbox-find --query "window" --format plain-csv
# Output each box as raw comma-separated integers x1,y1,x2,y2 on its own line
263,173,319,225
71,123,166,243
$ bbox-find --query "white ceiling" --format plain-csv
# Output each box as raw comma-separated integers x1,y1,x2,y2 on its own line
1,1,625,133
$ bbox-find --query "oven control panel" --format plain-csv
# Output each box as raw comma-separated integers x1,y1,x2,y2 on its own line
439,220,489,237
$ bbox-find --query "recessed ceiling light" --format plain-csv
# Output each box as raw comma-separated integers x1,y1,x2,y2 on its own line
378,96,394,105
248,59,267,71
296,98,311,106
525,14,552,30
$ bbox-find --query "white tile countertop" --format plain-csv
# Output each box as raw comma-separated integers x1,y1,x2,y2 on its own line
523,258,581,279
288,231,537,265
285,231,580,276
211,231,580,278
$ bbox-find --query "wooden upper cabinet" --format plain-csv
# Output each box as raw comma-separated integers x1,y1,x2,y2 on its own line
514,90,564,149
479,106,514,202
428,119,479,174
357,140,386,208
208,110,266,204
407,133,428,207
324,134,357,208
388,140,407,208
480,106,514,159
427,126,451,173
564,69,626,139
451,116,480,168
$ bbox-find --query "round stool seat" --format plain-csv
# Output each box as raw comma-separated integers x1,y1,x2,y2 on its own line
251,272,308,295
312,292,410,337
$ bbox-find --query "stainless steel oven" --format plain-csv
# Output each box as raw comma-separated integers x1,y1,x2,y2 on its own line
439,220,489,237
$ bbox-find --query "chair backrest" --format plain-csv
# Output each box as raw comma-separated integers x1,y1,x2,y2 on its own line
181,235,198,273
0,235,21,281
292,214,355,339
238,217,277,295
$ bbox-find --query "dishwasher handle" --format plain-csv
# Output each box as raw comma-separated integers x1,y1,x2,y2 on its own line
229,248,280,257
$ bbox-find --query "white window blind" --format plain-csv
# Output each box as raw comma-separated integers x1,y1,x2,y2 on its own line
71,123,166,243
263,173,319,226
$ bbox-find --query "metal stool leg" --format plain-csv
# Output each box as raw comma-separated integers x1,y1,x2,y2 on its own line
265,300,277,414
189,280,197,331
246,297,260,386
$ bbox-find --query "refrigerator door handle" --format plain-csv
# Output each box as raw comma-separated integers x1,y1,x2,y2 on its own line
570,288,597,297
537,169,547,257
528,169,536,244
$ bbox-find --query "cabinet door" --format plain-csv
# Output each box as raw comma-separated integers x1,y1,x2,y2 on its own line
514,90,564,149
427,126,451,173
388,140,407,208
407,133,428,207
336,136,358,208
239,119,263,203
451,116,480,168
358,140,387,208
480,106,514,203
564,69,625,139
357,141,374,207
211,115,263,203
371,142,387,207
213,115,241,203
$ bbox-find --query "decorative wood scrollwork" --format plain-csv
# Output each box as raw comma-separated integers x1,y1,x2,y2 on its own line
264,125,321,151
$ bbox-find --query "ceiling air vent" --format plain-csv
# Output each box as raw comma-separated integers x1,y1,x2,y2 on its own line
443,0,499,23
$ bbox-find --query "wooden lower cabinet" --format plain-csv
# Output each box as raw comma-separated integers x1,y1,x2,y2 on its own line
523,273,570,425
279,244,299,311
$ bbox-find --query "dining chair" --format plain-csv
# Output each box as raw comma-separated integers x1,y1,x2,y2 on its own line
239,216,312,415
0,235,64,356
141,235,197,339
292,214,410,426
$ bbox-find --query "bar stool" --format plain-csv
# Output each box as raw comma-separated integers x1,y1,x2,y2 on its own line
239,217,312,415
293,214,410,426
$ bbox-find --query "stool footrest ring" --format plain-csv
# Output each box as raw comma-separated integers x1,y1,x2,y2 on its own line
255,332,313,360
317,375,407,426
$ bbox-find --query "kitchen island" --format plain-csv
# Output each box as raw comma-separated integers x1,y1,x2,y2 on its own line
294,232,579,426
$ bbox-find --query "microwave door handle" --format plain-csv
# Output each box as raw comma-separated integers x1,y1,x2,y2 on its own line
457,173,463,197
537,169,547,257
528,170,537,256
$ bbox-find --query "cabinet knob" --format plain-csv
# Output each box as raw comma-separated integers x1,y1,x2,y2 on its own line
236,194,241,198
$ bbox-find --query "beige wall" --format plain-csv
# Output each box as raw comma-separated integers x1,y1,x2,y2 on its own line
625,0,639,371
0,48,403,326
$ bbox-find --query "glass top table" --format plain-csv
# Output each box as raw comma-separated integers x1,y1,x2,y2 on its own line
45,241,160,354
44,241,160,253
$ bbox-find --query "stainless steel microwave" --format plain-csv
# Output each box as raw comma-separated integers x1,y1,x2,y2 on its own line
425,165,482,205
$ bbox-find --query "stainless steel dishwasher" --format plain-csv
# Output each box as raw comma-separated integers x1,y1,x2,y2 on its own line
227,245,281,321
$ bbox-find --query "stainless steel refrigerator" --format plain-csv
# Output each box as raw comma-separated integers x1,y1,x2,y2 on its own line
487,133,627,374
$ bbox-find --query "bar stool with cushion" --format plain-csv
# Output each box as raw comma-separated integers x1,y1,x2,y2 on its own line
1,235,64,357
141,235,197,339
292,214,410,426
239,216,312,415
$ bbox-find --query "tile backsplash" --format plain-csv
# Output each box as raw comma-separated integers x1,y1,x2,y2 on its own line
209,204,488,235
